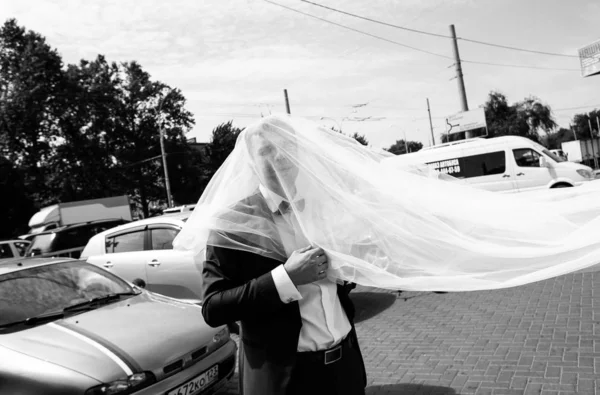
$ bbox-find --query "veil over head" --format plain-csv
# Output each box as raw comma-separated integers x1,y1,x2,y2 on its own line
174,114,600,292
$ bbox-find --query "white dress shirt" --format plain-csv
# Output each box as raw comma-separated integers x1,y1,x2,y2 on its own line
260,186,352,352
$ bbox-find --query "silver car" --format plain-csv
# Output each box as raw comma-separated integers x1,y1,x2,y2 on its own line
0,258,236,395
81,212,202,303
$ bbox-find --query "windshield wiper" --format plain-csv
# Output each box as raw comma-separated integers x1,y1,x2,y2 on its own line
0,311,66,329
63,291,140,313
0,292,141,330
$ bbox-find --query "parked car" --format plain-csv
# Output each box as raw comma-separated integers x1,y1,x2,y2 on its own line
0,239,31,262
25,219,130,259
384,136,594,193
0,257,236,395
81,213,202,304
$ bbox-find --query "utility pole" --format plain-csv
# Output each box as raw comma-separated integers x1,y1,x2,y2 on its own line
427,98,436,145
449,24,471,138
158,91,174,208
159,125,173,207
284,89,291,114
588,117,598,169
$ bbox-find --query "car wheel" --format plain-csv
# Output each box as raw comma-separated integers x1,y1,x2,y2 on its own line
551,183,572,188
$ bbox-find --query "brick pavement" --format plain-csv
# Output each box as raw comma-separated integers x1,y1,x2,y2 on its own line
215,267,599,395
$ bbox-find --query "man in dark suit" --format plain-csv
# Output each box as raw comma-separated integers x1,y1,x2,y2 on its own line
200,121,367,395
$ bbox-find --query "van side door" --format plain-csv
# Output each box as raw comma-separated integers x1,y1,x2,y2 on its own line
458,150,517,192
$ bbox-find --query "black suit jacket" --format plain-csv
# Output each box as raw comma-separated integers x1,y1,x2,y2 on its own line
200,193,363,393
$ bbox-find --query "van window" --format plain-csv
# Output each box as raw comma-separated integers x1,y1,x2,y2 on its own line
426,151,506,179
514,149,541,167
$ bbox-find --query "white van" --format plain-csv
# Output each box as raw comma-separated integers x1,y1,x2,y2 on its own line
383,136,594,193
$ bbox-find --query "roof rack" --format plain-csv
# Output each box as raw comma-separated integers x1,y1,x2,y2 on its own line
422,137,486,151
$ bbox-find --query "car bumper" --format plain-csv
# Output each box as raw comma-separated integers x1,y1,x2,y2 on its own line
134,339,237,395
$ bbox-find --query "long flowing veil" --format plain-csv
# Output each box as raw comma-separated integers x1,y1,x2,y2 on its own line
173,114,600,292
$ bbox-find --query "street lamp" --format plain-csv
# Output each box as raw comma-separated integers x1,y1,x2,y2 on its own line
157,90,174,208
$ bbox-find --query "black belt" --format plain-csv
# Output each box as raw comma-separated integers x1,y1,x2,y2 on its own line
296,333,354,365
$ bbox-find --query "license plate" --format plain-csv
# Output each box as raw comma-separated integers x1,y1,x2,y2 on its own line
167,365,219,395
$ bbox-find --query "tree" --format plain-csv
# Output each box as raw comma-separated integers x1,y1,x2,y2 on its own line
385,140,423,155
572,109,600,140
0,157,36,238
207,120,243,170
109,61,195,217
0,19,65,205
329,127,369,146
351,132,369,146
544,127,575,150
482,91,557,143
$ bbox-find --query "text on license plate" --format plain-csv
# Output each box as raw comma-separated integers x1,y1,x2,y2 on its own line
167,365,219,395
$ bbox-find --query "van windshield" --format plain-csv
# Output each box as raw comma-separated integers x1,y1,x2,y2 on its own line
542,149,566,163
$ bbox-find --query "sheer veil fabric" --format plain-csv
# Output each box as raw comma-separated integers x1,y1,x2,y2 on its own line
173,114,600,292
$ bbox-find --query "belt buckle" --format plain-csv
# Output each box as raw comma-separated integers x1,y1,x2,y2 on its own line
324,345,342,365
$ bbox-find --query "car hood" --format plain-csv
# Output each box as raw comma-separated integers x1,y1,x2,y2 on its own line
554,161,591,171
1,292,218,382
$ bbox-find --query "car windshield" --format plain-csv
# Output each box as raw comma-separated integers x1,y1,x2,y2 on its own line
542,149,566,163
0,261,134,327
25,233,56,256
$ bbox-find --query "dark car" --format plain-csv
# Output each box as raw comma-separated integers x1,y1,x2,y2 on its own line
25,219,129,259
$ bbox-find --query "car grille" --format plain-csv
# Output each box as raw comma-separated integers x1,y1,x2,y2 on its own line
163,346,208,376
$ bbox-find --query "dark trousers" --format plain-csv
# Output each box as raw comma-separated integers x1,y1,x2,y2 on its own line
239,331,367,395
286,333,367,395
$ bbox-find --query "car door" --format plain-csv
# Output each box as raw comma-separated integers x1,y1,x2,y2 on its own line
87,225,149,284
512,148,554,191
144,224,203,303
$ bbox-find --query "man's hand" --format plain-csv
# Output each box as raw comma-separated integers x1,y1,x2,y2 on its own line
283,245,329,286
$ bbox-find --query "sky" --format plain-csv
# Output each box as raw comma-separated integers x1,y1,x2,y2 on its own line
4,0,600,149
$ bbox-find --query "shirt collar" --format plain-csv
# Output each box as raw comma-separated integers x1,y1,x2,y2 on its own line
259,184,286,213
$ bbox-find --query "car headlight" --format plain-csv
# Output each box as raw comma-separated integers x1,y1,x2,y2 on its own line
577,169,593,179
207,327,230,353
85,372,156,395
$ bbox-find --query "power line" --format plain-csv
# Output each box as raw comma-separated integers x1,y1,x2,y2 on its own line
553,104,600,112
458,37,577,58
262,0,453,59
297,0,579,59
264,0,580,71
462,59,578,71
297,0,449,39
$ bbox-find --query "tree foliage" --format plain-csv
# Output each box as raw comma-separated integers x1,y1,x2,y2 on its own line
544,127,575,150
482,91,556,143
572,109,600,139
385,139,423,155
207,121,242,171
0,19,196,234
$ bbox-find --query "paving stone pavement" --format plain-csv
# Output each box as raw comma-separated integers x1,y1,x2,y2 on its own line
215,266,599,395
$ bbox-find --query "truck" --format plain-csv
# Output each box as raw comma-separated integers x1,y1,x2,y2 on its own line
561,139,600,168
26,195,133,236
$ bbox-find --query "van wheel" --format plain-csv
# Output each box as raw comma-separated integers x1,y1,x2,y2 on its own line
551,183,572,189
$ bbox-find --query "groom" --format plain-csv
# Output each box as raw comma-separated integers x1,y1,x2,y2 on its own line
200,119,367,395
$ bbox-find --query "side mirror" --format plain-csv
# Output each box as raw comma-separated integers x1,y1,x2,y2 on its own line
132,278,146,288
539,156,549,167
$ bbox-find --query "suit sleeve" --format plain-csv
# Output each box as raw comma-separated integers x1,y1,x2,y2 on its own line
200,245,287,327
